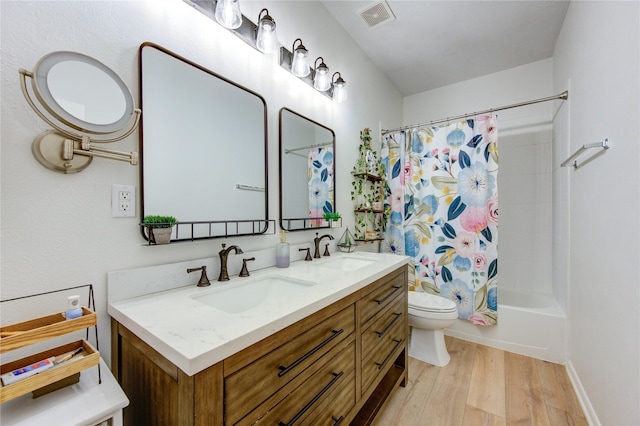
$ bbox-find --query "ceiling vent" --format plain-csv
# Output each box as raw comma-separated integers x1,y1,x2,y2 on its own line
358,1,396,30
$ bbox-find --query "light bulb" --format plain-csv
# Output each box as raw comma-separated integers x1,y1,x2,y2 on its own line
291,39,310,77
256,9,277,53
215,0,242,30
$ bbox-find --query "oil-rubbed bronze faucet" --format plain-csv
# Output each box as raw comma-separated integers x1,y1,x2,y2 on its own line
186,266,210,287
218,243,243,281
313,232,334,258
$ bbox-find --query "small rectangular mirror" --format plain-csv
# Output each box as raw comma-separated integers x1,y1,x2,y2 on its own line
279,108,336,231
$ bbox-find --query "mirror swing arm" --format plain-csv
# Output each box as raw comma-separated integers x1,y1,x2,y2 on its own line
19,53,140,174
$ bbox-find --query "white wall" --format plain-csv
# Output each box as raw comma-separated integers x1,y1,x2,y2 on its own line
553,1,640,424
0,1,403,366
404,59,558,298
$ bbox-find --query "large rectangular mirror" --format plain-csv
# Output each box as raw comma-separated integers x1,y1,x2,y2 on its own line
279,108,335,231
140,43,268,241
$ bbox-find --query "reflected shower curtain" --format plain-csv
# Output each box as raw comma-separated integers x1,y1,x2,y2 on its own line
381,117,499,325
308,146,334,226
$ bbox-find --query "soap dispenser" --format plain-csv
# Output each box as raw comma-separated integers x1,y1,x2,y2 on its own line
276,230,290,268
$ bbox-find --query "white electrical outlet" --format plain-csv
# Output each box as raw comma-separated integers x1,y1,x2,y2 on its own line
112,184,136,217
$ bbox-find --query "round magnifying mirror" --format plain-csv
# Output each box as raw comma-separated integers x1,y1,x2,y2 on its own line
32,51,135,134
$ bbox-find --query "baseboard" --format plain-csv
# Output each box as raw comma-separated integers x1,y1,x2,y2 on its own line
565,360,600,426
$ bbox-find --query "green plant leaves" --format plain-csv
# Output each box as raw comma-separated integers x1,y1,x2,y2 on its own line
431,176,457,190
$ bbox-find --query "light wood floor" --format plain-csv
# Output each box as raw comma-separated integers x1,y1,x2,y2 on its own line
374,336,587,426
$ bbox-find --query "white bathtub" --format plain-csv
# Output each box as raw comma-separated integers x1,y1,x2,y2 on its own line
444,287,567,363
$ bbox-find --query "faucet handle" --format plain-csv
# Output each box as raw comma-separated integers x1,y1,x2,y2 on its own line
323,243,331,257
239,257,255,277
299,248,312,261
187,266,211,287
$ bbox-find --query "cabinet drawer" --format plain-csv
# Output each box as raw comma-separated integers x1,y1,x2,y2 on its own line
360,270,405,329
361,312,405,393
307,374,355,426
225,306,354,425
361,296,406,362
249,342,355,426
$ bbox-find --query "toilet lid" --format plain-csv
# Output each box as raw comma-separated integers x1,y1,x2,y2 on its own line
408,291,457,313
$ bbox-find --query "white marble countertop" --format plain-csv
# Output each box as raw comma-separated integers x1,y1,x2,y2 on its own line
108,252,408,376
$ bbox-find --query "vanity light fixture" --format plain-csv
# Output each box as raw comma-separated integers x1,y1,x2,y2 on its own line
290,38,311,77
278,43,346,101
255,8,278,54
331,72,347,103
215,0,242,29
182,1,347,102
313,57,330,91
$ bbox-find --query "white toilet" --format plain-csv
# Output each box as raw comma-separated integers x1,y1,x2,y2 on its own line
408,291,458,367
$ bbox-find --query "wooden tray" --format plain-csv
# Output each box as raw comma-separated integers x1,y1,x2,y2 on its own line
0,307,96,354
0,339,99,403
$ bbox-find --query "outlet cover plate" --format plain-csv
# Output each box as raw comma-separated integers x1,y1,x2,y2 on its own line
112,184,136,217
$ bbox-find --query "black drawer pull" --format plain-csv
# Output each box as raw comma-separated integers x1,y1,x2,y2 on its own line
375,338,403,370
375,312,402,338
278,371,344,426
278,329,344,377
332,415,344,426
374,285,402,305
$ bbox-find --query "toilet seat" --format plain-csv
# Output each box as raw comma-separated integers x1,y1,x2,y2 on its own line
408,291,457,314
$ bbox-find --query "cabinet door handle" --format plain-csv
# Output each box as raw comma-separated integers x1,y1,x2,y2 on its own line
332,415,344,425
278,329,344,377
375,312,402,338
375,338,403,370
374,285,402,305
278,371,344,426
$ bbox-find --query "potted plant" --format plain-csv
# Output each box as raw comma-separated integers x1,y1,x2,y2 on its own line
351,127,389,240
143,215,177,245
323,212,342,228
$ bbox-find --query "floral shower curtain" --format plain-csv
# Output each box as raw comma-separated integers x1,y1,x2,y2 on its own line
381,117,499,325
308,146,334,226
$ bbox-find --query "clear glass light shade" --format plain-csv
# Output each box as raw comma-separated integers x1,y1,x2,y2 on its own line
314,64,331,91
256,16,277,53
215,0,242,30
291,48,310,77
333,80,347,103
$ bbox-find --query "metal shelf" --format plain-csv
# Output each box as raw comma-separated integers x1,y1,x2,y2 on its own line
141,219,275,244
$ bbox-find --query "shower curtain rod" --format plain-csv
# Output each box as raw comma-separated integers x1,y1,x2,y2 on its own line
284,141,332,154
381,90,568,134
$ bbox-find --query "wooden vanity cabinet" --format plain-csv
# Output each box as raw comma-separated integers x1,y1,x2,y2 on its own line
225,305,356,425
111,265,408,425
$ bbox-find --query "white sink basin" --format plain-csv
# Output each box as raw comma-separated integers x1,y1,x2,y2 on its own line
314,256,375,272
191,276,317,314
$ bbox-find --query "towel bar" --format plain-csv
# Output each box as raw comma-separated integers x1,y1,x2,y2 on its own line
561,138,609,169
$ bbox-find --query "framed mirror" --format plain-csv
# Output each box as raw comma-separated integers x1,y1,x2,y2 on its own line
140,43,268,241
279,108,336,231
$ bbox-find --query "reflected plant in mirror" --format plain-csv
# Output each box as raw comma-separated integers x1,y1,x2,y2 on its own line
140,43,268,241
279,108,335,231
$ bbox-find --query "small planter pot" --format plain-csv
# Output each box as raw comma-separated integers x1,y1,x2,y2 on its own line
148,227,173,245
